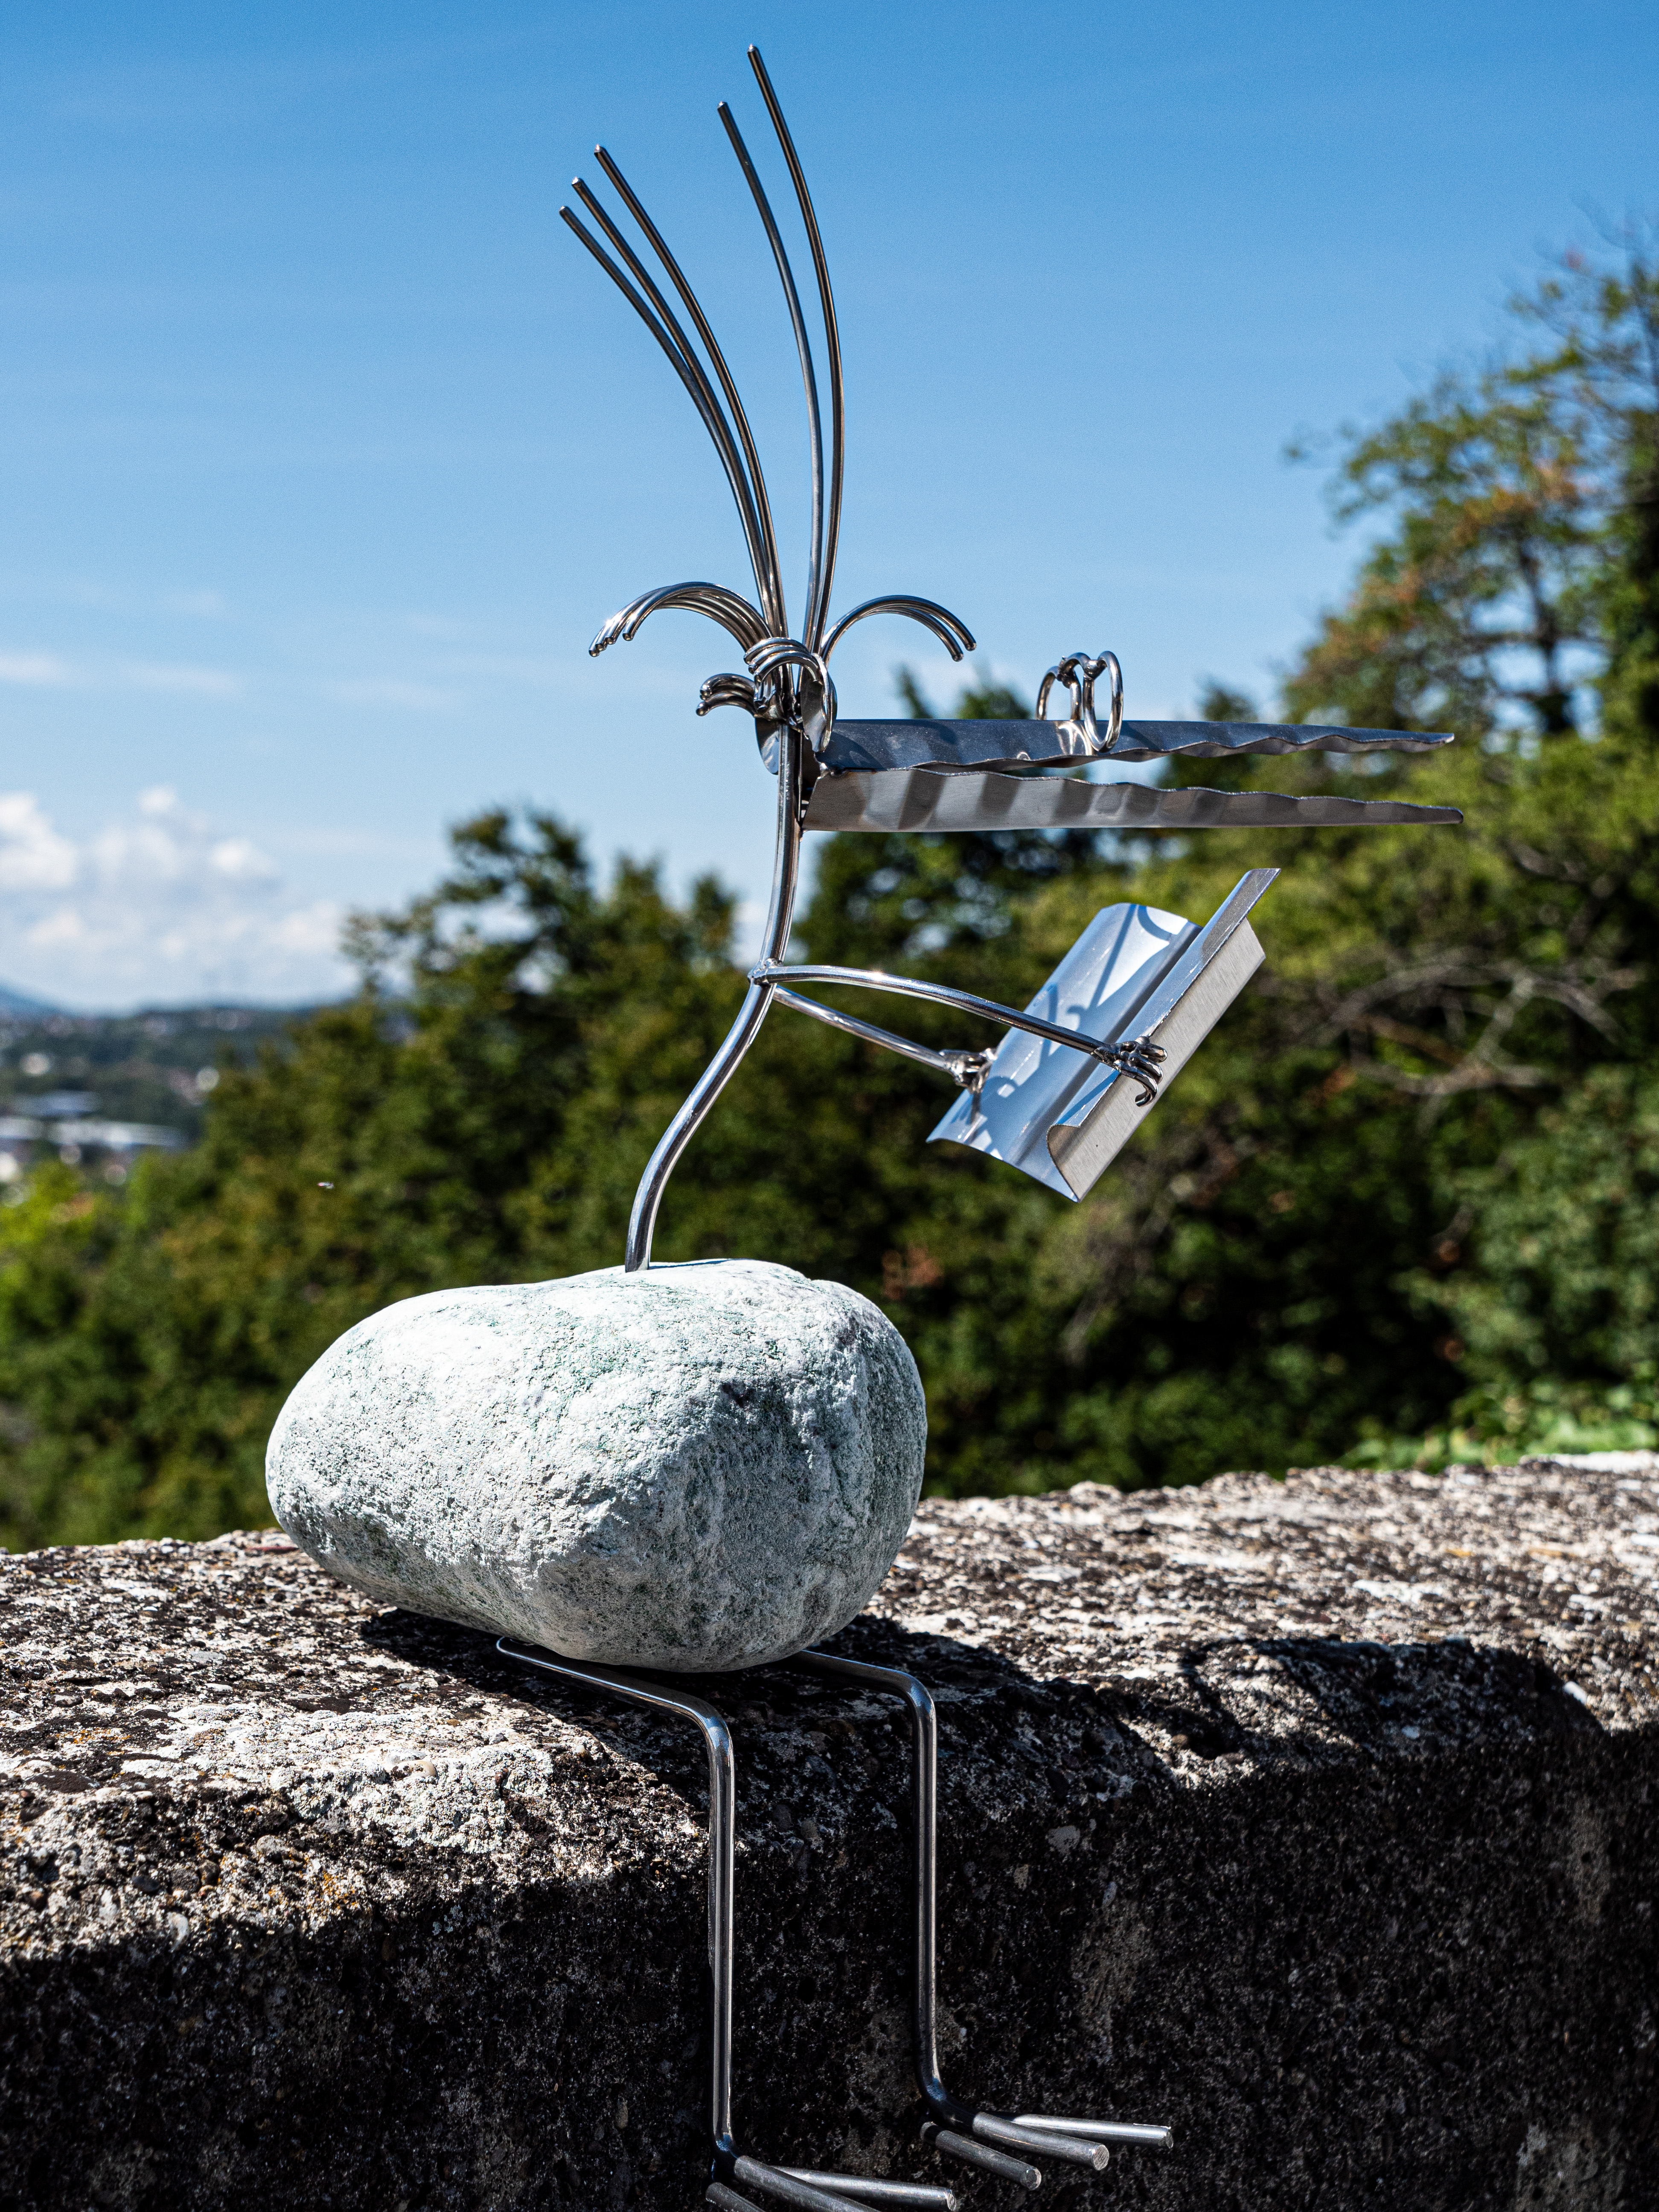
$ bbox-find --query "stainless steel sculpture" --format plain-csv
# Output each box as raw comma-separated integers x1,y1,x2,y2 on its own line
563,58,1457,1272
498,41,1463,2206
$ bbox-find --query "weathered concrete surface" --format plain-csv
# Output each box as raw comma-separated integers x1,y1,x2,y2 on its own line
1,1460,1655,2212
266,1260,927,1671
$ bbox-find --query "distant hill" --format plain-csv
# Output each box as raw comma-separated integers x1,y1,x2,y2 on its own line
0,983,59,1018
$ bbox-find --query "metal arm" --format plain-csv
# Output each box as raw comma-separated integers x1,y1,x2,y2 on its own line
754,959,1117,1062
629,943,1170,1267
754,959,1166,1096
774,987,992,1091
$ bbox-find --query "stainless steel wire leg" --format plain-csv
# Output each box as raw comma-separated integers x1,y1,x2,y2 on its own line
497,1642,740,2157
796,1649,1174,2186
494,1640,955,2212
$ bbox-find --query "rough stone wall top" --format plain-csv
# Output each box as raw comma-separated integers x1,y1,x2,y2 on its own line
883,1458,1659,1755
6,1460,1655,1820
2,1461,1656,2212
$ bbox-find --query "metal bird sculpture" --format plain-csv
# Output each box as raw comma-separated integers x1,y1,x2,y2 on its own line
507,43,1464,2206
563,50,1459,1277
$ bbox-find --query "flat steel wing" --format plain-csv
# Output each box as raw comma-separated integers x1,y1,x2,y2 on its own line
803,768,1462,834
817,717,1455,777
930,870,1276,1199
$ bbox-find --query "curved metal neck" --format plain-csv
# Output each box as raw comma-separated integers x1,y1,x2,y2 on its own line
624,724,804,1271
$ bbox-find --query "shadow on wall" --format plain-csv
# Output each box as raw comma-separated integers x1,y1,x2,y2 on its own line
1167,1634,1605,1763
358,1604,1607,1804
331,1607,1653,2212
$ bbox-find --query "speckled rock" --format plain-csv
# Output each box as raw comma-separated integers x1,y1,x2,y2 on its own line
2,1460,1656,2212
265,1259,927,1671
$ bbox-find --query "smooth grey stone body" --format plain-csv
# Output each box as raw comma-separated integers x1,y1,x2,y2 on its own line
265,1258,927,1672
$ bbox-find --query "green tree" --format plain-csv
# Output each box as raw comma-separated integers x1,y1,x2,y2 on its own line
0,823,742,1546
1047,224,1659,1471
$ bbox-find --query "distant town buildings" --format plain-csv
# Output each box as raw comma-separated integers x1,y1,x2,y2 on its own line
0,1000,304,1187
0,1099,183,1185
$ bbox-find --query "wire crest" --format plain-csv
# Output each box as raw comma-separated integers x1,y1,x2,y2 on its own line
564,47,972,741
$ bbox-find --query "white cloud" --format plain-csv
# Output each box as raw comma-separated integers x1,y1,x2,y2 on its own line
268,901,346,956
0,795,78,892
208,836,278,881
0,651,73,687
0,788,353,1008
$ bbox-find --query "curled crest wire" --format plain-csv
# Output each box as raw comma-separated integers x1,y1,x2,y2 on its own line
592,143,788,637
562,51,976,1267
744,44,845,649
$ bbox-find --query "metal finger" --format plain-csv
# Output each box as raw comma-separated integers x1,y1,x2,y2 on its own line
733,2158,890,2212
1013,2116,1174,2150
920,2125,1040,2190
820,595,976,664
781,2173,958,2210
970,2115,1108,2171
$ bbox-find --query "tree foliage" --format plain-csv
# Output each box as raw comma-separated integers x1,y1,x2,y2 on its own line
3,227,1657,1549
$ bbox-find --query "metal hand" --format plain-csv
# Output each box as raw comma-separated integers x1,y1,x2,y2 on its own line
1105,1033,1166,1106
746,637,838,756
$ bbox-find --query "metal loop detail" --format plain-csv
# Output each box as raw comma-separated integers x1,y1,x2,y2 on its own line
745,637,837,754
1035,649,1124,754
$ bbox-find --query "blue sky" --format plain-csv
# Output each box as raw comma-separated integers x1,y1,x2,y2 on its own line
1,0,1654,1007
